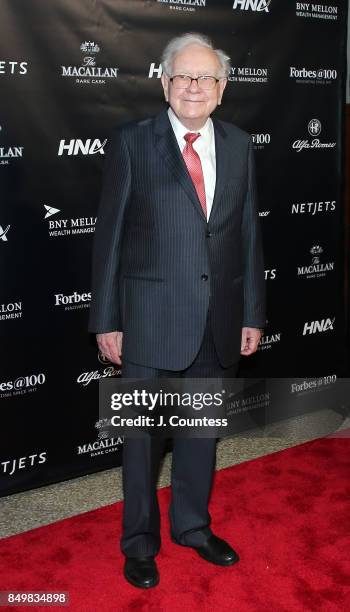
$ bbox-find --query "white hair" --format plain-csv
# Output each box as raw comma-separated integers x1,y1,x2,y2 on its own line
161,32,231,78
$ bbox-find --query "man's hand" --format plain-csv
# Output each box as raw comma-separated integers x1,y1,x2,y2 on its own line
96,331,123,366
240,327,263,356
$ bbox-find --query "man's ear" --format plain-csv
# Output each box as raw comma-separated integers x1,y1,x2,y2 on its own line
161,73,169,102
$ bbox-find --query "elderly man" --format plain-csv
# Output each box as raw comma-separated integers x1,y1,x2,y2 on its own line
89,33,266,589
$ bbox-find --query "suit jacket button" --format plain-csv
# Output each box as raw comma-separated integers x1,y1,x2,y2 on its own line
201,274,208,281
206,231,212,238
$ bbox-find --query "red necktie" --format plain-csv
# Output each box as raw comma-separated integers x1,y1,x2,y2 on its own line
182,132,207,218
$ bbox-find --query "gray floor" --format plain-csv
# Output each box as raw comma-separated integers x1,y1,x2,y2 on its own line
1,408,348,539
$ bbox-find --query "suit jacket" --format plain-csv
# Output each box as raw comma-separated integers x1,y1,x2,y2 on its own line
88,109,266,370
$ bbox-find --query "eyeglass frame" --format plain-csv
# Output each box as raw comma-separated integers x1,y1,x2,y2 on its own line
168,74,225,90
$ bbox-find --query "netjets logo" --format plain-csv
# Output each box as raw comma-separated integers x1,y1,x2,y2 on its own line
297,245,334,279
291,200,336,215
61,41,119,86
0,60,28,75
265,268,276,280
58,138,107,156
303,317,335,335
232,0,272,12
293,119,336,152
0,224,10,242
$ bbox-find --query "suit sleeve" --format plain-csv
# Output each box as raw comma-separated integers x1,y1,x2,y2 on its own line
88,128,131,333
241,136,267,329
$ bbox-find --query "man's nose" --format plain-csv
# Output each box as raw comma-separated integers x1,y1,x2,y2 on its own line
188,78,201,93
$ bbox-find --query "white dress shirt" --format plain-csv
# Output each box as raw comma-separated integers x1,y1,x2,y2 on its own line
167,107,216,221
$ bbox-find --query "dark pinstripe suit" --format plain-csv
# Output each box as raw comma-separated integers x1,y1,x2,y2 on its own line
89,109,266,556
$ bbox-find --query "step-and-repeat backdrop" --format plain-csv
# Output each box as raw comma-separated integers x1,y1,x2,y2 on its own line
0,0,348,495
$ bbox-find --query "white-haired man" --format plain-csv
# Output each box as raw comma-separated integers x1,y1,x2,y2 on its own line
89,33,266,588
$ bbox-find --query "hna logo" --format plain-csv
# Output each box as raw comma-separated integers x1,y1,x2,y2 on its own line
58,139,107,156
303,318,335,335
232,0,271,11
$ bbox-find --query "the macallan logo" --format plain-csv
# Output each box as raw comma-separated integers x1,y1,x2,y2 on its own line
258,332,281,351
297,245,334,279
61,41,118,85
303,318,335,335
156,0,206,12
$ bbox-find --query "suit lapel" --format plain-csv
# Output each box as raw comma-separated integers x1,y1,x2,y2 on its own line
153,110,207,222
210,118,229,225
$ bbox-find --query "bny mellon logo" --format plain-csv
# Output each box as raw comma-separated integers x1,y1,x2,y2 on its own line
44,205,60,219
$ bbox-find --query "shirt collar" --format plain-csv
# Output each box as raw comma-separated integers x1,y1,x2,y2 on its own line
167,107,211,143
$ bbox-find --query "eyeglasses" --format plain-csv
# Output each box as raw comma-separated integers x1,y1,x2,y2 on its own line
169,75,221,91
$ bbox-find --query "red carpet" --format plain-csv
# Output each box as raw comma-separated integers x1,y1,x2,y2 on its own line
1,435,349,611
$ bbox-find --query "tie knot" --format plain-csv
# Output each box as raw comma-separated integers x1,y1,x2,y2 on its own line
184,132,200,145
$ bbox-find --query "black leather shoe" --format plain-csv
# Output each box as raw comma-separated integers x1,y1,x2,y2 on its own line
191,534,240,566
124,556,159,589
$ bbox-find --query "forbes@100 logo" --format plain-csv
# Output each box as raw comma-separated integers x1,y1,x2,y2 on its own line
54,291,91,311
290,66,337,85
0,372,46,399
252,133,271,150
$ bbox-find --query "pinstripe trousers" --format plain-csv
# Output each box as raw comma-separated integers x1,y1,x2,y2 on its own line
120,304,238,557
